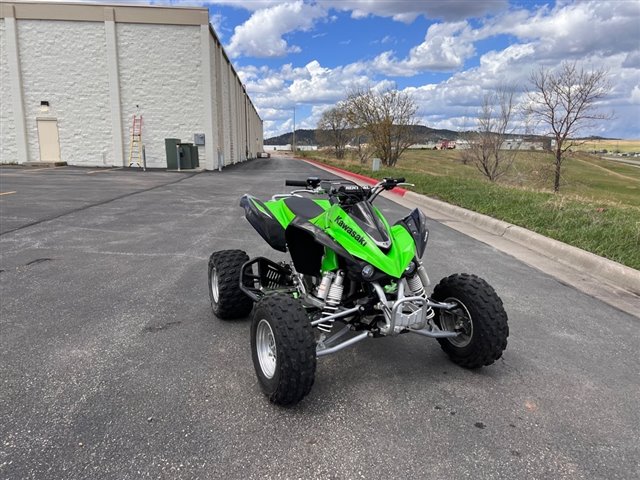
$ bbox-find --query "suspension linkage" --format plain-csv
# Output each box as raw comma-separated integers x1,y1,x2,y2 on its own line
316,331,370,357
426,300,458,309
310,305,362,326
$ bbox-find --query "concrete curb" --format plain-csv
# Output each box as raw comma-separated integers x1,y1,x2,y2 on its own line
404,191,640,295
301,158,409,196
302,158,640,297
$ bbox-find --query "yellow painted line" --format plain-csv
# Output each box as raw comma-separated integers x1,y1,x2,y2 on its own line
0,191,17,196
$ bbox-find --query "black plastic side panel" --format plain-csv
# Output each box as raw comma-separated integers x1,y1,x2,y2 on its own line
395,208,429,258
285,226,324,276
286,218,374,280
240,195,287,252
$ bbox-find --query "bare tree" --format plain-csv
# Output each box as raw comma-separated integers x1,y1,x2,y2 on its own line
352,128,374,164
527,62,611,192
316,104,350,159
345,87,418,167
461,87,519,181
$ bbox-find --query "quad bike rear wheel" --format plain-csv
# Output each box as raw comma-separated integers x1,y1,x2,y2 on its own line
432,273,509,368
251,294,316,406
208,249,253,320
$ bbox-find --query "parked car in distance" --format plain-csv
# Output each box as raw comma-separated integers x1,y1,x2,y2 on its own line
257,152,271,158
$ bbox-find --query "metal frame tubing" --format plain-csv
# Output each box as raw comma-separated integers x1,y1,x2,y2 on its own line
316,331,369,357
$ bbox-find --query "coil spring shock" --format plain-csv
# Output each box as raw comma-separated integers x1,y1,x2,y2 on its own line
317,271,345,333
407,274,435,321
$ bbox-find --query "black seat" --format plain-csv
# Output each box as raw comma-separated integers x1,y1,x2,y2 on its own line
284,196,325,219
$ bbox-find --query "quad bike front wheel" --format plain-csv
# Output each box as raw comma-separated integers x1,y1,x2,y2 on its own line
432,273,509,368
251,294,316,406
208,249,253,320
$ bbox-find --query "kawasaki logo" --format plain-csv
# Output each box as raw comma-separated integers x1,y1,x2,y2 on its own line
335,216,367,246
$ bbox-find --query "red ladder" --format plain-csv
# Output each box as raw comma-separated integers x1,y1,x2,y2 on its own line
128,114,144,168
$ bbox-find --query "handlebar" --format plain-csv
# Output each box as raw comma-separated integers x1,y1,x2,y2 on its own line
285,179,308,187
283,176,411,204
383,177,405,186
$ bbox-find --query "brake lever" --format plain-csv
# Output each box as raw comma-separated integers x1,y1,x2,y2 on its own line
397,182,415,187
270,188,325,201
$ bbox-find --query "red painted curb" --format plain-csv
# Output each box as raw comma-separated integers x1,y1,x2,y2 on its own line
298,157,408,197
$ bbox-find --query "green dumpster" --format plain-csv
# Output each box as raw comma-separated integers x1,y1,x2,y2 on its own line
165,138,181,170
190,145,200,168
180,142,193,169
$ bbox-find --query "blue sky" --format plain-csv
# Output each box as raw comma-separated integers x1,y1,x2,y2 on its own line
82,0,640,138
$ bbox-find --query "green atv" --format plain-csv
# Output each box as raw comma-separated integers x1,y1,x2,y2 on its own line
208,176,509,406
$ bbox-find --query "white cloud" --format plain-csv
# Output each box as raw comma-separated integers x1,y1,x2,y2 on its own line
156,0,508,22
319,0,508,22
226,1,325,58
493,1,640,61
204,0,283,11
372,21,475,75
368,0,640,77
209,13,227,39
477,43,536,78
243,59,396,136
623,51,640,70
232,0,639,138
247,59,377,106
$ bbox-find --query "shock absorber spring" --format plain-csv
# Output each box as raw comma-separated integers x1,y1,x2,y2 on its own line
317,271,345,333
315,271,335,300
407,274,434,321
407,274,425,298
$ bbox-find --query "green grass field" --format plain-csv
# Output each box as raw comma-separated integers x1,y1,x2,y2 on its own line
572,139,640,153
304,148,640,269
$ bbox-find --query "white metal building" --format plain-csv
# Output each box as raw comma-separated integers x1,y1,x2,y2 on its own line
0,1,263,170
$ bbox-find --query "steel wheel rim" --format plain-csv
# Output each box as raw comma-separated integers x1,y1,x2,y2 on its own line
211,268,219,303
256,319,277,379
441,296,473,348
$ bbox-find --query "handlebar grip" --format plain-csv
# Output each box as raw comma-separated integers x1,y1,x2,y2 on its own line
285,180,307,187
396,177,406,184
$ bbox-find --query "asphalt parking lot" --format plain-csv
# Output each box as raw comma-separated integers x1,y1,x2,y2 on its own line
1,158,638,479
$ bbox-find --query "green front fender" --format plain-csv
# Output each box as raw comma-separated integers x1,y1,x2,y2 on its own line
313,204,416,278
258,198,417,279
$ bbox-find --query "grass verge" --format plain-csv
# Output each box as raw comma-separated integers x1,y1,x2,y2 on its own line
306,154,640,270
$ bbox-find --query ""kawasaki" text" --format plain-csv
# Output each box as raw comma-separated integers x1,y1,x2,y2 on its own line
335,216,367,246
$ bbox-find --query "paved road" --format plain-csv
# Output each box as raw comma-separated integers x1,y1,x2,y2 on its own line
1,158,638,480
600,156,640,168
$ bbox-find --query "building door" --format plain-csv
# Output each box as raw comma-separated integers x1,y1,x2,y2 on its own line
37,118,61,162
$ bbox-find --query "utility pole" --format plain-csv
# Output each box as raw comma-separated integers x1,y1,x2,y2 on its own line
292,106,296,154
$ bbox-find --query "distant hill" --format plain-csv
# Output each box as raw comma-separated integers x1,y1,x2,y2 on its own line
575,135,621,140
264,125,462,146
264,129,317,145
263,127,620,146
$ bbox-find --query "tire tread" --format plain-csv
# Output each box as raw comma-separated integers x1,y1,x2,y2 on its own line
208,249,253,319
432,273,509,368
252,294,316,406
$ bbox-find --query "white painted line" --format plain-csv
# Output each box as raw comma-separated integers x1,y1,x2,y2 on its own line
86,168,123,175
18,166,66,172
